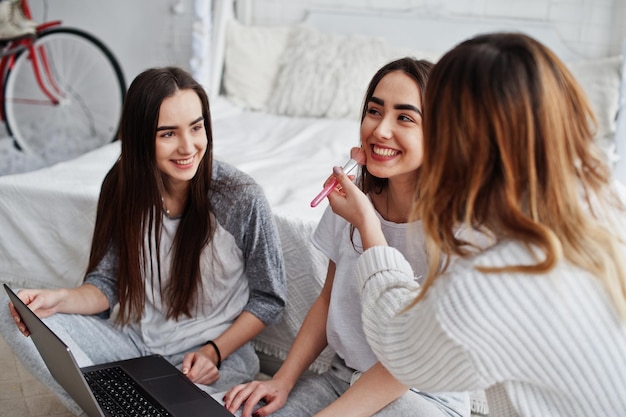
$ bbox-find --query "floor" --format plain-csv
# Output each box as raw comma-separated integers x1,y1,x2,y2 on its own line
0,334,73,417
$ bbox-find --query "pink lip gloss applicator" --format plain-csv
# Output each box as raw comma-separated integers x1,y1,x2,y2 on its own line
310,158,359,208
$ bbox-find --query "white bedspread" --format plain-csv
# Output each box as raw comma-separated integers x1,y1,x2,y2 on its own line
0,96,353,371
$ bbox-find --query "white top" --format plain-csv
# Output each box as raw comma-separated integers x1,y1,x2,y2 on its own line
137,216,250,354
356,194,626,416
311,205,426,371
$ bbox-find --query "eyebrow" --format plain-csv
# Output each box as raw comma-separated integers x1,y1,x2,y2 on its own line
156,116,204,132
369,97,422,117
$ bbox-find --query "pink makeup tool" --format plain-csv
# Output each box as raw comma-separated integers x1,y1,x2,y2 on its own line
310,158,359,208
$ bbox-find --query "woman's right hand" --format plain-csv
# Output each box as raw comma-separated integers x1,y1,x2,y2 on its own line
328,165,387,250
8,288,68,336
223,378,292,417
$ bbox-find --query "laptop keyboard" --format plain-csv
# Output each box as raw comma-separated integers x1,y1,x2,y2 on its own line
84,366,173,417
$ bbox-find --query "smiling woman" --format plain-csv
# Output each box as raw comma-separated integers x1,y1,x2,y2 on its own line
155,90,208,217
221,57,476,417
0,66,287,416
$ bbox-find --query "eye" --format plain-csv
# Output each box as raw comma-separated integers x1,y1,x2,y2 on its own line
398,114,415,123
366,106,381,116
191,124,204,132
160,131,174,138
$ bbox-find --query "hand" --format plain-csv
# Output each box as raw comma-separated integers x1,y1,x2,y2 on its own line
181,349,220,385
223,378,291,417
8,288,68,336
328,166,387,250
327,165,377,230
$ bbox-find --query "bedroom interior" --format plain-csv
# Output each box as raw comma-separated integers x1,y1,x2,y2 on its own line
0,0,625,416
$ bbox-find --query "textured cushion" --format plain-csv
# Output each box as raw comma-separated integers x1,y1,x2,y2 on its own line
267,25,438,119
222,20,291,110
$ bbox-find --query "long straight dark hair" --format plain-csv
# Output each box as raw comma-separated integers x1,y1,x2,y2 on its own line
86,67,215,325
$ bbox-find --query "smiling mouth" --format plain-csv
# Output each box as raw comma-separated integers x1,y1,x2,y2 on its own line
372,145,399,157
173,156,194,166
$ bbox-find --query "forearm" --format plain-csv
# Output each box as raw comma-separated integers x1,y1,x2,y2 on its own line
358,218,388,250
60,284,110,314
314,362,408,417
273,295,330,388
205,311,265,363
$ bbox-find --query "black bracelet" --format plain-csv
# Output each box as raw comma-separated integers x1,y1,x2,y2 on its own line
206,340,222,369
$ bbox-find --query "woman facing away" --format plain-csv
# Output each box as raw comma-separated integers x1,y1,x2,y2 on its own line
0,66,286,415
328,33,626,416
223,57,472,417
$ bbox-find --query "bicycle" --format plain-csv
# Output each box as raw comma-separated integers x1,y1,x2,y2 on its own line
0,0,126,158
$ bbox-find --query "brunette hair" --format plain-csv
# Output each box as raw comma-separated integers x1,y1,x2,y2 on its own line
415,32,625,317
86,67,215,324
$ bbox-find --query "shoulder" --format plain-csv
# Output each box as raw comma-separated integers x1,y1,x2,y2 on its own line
210,160,268,207
210,160,276,234
212,160,258,188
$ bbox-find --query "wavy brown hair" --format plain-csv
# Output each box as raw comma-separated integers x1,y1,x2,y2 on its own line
86,67,215,325
414,33,626,317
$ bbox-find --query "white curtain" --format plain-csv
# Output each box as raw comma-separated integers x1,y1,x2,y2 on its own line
191,0,212,90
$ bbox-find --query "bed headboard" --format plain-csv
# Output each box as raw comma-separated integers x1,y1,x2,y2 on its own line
207,0,581,98
207,1,624,181
303,7,581,63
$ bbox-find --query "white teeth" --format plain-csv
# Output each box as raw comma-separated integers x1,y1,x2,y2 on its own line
373,146,398,157
174,157,193,165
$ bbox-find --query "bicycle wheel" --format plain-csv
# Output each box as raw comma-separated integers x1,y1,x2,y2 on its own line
2,27,126,158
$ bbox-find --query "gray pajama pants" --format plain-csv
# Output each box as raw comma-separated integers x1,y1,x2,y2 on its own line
0,293,259,416
270,354,471,417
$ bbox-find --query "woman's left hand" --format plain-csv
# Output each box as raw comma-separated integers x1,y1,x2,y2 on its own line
181,348,220,385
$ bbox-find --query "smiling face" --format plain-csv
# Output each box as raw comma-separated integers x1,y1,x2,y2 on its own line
155,88,207,191
360,70,424,185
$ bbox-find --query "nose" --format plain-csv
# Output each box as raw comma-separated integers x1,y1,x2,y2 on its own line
373,115,393,140
177,132,195,154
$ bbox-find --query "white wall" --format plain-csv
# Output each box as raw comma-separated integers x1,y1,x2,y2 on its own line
27,0,624,87
28,0,195,88
238,0,625,59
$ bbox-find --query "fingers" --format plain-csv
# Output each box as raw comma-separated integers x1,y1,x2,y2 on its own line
331,166,359,195
7,302,29,336
182,351,219,385
181,352,194,376
223,380,283,417
223,382,256,416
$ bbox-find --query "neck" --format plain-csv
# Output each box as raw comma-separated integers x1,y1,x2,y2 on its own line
372,180,417,224
162,184,189,219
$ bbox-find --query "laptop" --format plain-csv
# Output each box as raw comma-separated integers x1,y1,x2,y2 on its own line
4,283,234,417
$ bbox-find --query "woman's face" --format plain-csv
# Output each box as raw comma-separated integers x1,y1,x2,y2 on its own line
360,70,424,183
155,89,207,189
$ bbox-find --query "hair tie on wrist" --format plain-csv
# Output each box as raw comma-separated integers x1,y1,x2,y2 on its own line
206,340,222,369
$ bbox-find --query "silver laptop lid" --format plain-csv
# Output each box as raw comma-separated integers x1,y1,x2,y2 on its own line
4,284,105,417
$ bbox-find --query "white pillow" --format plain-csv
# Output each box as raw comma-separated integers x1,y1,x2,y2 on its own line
611,42,626,181
222,20,291,110
568,55,622,143
267,25,438,119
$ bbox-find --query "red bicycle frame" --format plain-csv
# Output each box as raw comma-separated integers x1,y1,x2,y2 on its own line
0,0,64,121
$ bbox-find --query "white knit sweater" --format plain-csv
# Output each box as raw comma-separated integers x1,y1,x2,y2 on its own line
356,239,626,417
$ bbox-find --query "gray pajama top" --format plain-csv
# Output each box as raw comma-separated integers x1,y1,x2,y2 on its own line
85,160,286,356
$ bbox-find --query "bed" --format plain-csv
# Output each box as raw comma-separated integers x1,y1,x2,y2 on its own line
1,0,625,384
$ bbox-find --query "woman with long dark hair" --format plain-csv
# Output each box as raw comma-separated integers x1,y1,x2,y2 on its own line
2,66,286,415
